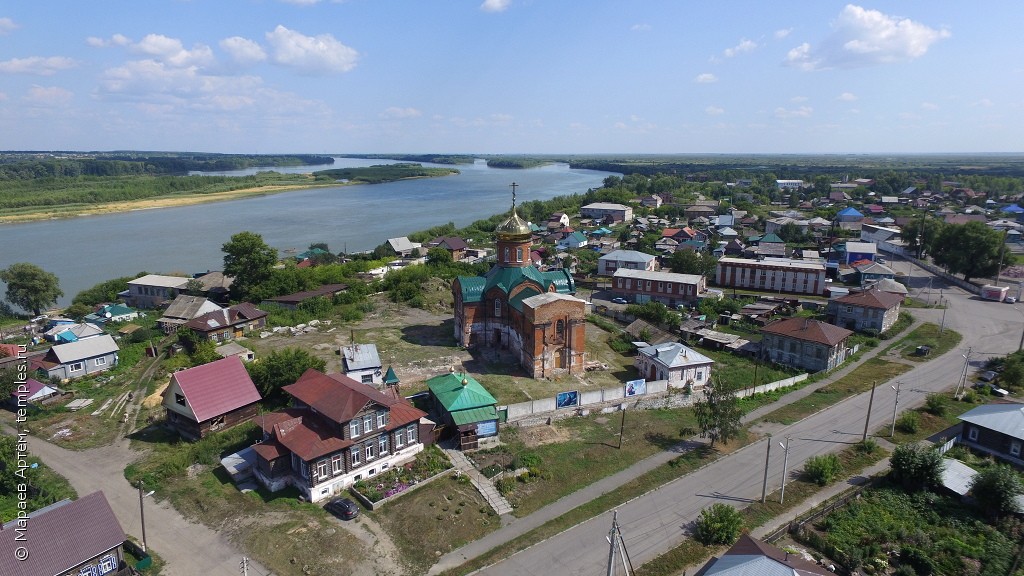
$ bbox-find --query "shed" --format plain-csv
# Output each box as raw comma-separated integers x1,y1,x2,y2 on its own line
426,372,499,450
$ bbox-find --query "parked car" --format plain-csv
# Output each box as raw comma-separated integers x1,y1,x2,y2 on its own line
1006,296,1017,304
325,497,360,520
978,370,998,382
611,297,628,304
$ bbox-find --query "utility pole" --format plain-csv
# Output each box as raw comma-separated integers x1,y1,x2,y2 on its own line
617,407,626,450
239,557,249,576
939,291,947,334
890,381,902,437
954,347,972,399
996,230,1008,286
606,511,619,576
862,381,877,443
779,437,791,505
138,481,149,553
761,436,772,503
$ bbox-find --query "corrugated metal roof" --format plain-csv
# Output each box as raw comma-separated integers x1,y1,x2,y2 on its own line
451,406,498,426
341,343,381,371
427,373,498,412
0,491,125,576
941,458,977,496
50,334,119,363
637,342,714,369
170,356,261,422
959,403,1024,441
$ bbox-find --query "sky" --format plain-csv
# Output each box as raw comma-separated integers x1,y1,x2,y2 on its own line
1,1,1022,155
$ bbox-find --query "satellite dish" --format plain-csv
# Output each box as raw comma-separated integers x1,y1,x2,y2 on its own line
375,369,382,376
105,312,112,318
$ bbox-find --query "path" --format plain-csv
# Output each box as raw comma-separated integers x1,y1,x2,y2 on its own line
442,444,514,516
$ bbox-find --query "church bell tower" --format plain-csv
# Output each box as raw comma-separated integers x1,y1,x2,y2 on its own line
494,182,533,269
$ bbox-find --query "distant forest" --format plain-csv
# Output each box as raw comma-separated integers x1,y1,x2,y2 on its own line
0,153,334,180
313,163,459,184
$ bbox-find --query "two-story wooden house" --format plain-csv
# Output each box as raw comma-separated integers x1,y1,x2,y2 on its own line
826,288,904,334
251,369,428,503
759,318,853,373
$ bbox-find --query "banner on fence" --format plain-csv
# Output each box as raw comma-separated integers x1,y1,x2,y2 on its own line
556,390,579,409
625,379,646,397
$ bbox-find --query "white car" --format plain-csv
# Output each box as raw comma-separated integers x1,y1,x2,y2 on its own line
1006,296,1017,304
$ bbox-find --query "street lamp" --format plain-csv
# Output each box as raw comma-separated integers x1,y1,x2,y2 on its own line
779,437,791,505
138,480,155,552
890,381,902,437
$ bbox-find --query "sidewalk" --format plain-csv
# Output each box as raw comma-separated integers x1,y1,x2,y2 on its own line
427,318,925,575
442,444,514,516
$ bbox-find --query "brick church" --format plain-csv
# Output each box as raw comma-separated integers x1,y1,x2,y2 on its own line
452,186,587,378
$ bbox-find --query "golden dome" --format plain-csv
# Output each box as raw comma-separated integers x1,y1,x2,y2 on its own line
495,207,532,241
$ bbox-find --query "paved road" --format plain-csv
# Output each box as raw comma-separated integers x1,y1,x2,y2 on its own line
2,419,270,576
476,271,1015,574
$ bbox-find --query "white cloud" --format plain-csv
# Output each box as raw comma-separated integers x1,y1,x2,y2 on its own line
380,106,422,119
774,28,792,40
921,102,939,111
86,34,131,48
0,17,17,35
790,96,809,103
723,38,757,58
785,5,950,71
972,98,994,108
631,24,651,32
480,0,511,13
24,85,73,106
133,34,214,68
774,106,813,119
0,56,77,76
695,73,718,84
220,36,267,65
705,106,724,116
265,25,358,74
837,92,858,101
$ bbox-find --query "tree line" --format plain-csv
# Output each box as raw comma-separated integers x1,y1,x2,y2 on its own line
0,154,334,180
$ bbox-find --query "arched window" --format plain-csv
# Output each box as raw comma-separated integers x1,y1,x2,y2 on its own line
504,247,510,262
556,319,565,334
516,247,523,262
494,299,501,317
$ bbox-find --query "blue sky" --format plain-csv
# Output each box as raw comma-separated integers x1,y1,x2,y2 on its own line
1,1,1021,154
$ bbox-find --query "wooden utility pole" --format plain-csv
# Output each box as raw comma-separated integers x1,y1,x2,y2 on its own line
761,436,772,503
862,381,877,443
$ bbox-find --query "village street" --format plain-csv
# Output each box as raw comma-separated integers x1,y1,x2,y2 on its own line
471,268,1017,575
0,423,272,576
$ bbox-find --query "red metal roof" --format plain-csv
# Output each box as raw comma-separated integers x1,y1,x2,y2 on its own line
0,491,125,576
172,356,262,422
284,369,420,425
834,288,904,309
761,317,853,346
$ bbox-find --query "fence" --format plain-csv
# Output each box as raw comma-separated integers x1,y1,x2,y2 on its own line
900,253,982,295
503,373,810,426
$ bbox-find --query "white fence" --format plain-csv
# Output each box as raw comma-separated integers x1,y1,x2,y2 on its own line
503,373,809,426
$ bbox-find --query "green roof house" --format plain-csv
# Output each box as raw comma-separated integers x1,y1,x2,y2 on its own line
426,372,499,450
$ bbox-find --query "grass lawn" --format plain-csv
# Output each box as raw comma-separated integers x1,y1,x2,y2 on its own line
758,358,912,426
698,347,800,389
494,408,702,517
886,322,964,362
373,474,499,574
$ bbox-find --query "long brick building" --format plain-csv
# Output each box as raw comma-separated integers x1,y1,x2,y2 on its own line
715,257,826,296
612,269,706,307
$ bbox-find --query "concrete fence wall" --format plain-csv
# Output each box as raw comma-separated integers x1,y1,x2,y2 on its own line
899,253,982,295
504,373,807,426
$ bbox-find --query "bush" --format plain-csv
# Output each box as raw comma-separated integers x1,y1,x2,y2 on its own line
693,503,743,545
900,547,935,575
897,411,921,434
924,394,947,416
857,438,879,454
804,454,842,486
495,477,515,496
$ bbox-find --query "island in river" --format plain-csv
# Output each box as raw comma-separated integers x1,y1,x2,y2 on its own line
0,159,459,224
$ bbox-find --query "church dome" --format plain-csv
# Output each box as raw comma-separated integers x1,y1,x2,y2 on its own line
495,207,532,241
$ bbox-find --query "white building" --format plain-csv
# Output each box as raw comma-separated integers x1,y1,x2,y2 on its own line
597,249,657,276
634,342,714,392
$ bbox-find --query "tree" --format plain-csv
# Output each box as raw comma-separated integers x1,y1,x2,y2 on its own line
0,263,63,315
930,221,1004,282
222,231,278,302
63,302,93,321
667,250,717,278
693,503,743,545
889,443,944,491
693,378,743,448
247,348,326,398
970,464,1023,518
804,454,841,486
426,247,453,267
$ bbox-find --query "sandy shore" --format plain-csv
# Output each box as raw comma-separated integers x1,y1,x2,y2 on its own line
0,183,336,224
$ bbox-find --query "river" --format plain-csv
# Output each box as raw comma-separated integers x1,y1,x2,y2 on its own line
3,158,616,306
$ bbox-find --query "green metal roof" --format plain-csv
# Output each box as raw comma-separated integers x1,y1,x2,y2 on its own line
427,373,498,412
383,366,399,385
451,406,498,426
457,264,575,304
456,276,486,303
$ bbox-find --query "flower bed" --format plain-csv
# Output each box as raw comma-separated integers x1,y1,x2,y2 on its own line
351,444,452,508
